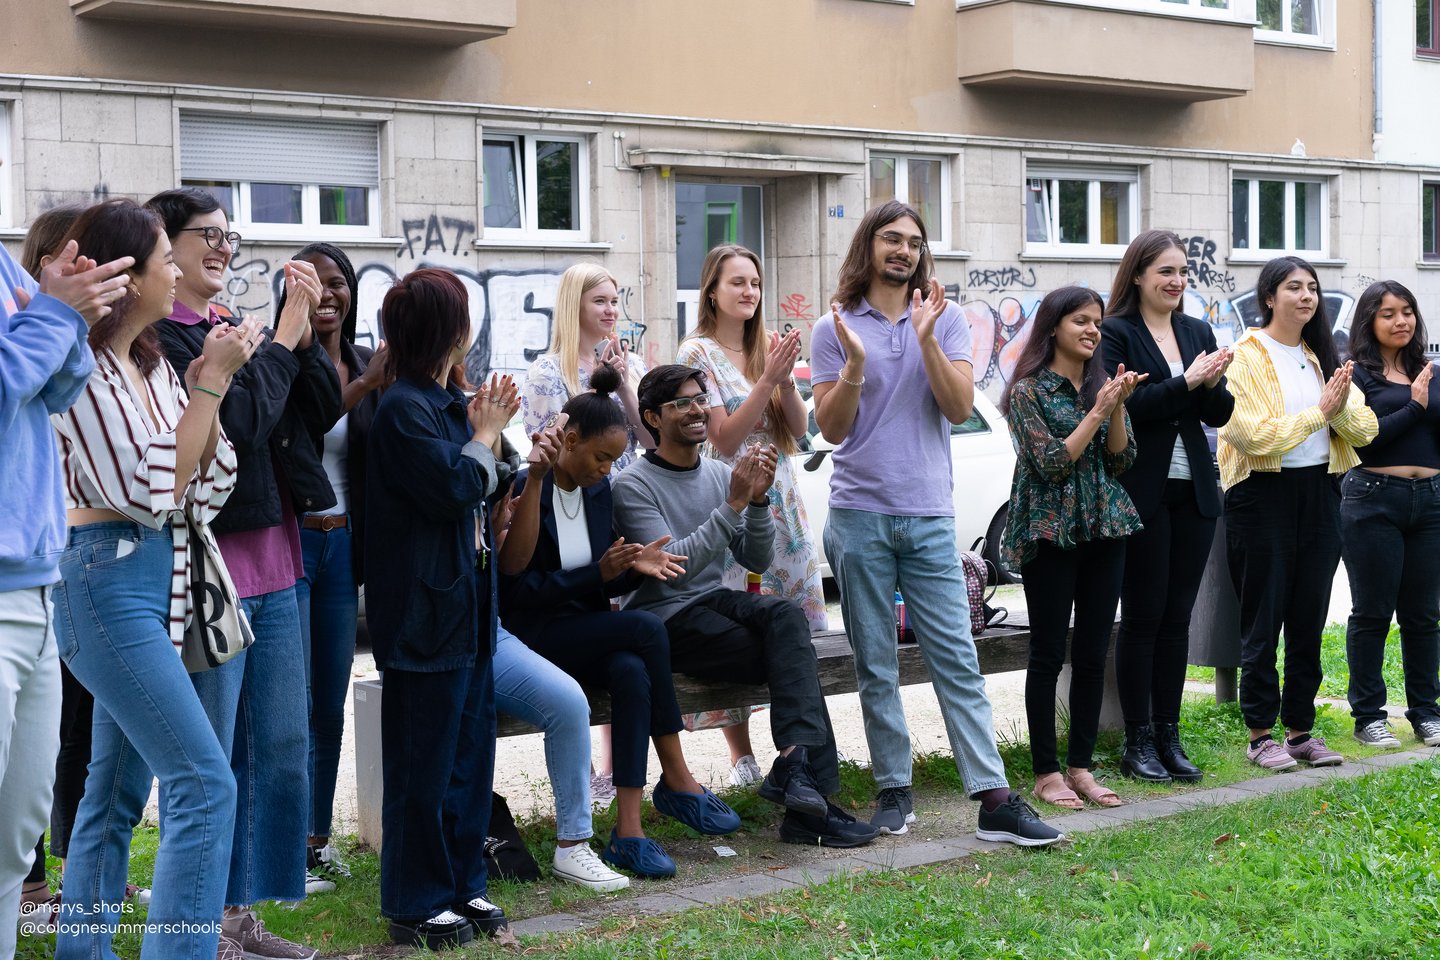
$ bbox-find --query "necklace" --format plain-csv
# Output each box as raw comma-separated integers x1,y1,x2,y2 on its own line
555,484,582,520
1266,334,1308,370
1148,325,1171,344
714,337,745,353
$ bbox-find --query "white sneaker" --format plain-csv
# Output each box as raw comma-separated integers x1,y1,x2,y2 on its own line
552,843,630,892
304,872,336,895
590,772,616,806
728,754,763,787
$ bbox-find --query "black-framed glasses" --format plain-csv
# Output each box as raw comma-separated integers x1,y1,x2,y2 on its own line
177,226,242,257
874,231,926,255
660,393,711,413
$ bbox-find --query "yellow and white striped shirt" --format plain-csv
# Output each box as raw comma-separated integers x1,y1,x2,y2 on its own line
1217,332,1378,490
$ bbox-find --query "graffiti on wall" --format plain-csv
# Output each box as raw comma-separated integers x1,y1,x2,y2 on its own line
1182,235,1237,295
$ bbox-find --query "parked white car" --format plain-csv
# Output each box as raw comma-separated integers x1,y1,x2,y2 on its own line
504,387,1020,582
793,388,1019,582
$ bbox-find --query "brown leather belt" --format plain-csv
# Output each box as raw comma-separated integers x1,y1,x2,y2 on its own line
302,514,348,531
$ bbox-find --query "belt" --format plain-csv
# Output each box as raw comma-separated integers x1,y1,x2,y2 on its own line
302,514,348,531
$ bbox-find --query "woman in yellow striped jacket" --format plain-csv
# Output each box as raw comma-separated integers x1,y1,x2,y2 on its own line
1218,256,1377,773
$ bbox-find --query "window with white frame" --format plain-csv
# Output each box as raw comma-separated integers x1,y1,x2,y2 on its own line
1423,181,1439,262
958,0,1237,15
868,152,948,244
1421,0,1440,57
0,102,10,229
1231,175,1328,256
179,112,380,239
1255,0,1332,45
1024,163,1138,256
482,133,589,240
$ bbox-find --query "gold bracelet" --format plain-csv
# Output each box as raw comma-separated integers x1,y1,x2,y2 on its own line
780,376,797,393
838,371,865,388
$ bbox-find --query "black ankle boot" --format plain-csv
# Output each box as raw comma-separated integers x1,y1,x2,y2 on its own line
1119,724,1171,781
1152,722,1202,782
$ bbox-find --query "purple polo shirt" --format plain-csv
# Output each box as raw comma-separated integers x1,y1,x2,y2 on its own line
810,296,971,516
165,301,304,597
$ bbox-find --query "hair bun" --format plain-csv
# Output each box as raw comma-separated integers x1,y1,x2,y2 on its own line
588,360,622,396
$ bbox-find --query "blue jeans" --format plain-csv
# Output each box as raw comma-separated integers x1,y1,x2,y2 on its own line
492,627,592,841
295,524,358,839
53,522,234,960
824,508,1009,794
190,586,308,905
380,657,495,922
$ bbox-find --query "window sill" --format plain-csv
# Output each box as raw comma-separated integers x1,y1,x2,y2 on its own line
238,234,397,248
1226,253,1345,267
1416,259,1440,269
1020,249,1126,263
1254,34,1334,51
929,249,973,261
474,238,613,252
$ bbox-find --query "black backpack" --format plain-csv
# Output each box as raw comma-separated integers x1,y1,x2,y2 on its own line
483,793,542,883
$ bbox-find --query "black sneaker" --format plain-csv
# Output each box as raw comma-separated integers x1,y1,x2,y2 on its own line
870,786,916,835
455,895,508,936
758,747,828,817
779,801,881,848
388,910,475,950
975,791,1065,848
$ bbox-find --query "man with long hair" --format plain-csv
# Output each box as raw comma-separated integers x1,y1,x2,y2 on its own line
810,201,1063,847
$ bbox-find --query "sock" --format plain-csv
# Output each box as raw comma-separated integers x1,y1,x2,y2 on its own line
1286,733,1311,747
974,787,1012,812
554,844,585,862
1250,734,1273,749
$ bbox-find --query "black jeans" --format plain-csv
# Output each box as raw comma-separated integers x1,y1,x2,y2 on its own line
527,610,683,789
1225,466,1340,732
1116,480,1216,726
1021,538,1126,775
380,658,495,923
664,591,840,795
1339,468,1440,728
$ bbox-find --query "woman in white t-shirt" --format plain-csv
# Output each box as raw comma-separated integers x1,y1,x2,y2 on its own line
1217,257,1377,773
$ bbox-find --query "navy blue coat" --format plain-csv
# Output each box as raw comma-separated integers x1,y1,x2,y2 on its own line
497,469,637,641
365,376,499,672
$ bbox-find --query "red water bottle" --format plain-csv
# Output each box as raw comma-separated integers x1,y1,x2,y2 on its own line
746,571,763,594
895,590,914,644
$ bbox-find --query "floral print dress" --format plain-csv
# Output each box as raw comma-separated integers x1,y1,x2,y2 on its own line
521,352,648,476
675,337,828,631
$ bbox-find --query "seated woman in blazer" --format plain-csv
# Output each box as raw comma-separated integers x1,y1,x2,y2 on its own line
498,362,740,881
1100,230,1234,784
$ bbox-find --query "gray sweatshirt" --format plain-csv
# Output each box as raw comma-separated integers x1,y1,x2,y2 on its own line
610,453,774,623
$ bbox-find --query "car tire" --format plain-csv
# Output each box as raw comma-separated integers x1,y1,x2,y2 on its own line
983,506,1021,585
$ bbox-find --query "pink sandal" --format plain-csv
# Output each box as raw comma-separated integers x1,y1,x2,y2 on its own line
1065,770,1123,808
1032,772,1083,810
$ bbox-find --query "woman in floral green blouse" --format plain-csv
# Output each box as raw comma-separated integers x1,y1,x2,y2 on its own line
1000,286,1145,811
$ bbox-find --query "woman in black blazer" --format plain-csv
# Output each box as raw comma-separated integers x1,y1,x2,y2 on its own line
1100,230,1235,783
499,363,740,880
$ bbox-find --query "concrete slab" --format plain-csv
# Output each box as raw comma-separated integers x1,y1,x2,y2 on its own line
510,913,587,938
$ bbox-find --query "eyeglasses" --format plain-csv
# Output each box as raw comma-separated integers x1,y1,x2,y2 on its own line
176,226,242,256
660,393,711,413
874,231,926,255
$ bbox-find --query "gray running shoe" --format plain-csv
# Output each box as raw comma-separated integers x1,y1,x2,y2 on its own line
1353,720,1401,749
870,786,917,835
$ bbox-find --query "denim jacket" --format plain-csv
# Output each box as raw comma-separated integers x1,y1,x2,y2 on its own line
364,376,500,672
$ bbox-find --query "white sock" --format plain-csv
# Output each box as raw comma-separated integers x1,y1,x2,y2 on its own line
554,844,587,862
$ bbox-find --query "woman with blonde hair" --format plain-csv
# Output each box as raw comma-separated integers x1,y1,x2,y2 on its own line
523,262,650,474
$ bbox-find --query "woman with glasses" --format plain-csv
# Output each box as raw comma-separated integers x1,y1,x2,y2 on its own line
500,363,740,880
1338,281,1440,750
148,187,341,951
1219,257,1377,771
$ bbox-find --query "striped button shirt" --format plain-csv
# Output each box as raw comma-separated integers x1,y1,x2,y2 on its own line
51,349,239,649
1217,332,1378,490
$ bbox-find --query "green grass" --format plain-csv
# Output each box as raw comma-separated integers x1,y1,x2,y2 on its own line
1186,621,1408,705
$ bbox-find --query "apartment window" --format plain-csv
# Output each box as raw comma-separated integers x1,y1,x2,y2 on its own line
960,0,1235,15
482,134,589,240
1420,0,1440,56
1231,176,1328,256
868,153,947,244
179,113,380,239
1024,164,1138,256
0,103,10,228
1255,0,1330,45
1424,182,1439,261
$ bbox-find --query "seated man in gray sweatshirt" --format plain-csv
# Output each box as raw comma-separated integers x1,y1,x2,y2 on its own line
611,364,877,849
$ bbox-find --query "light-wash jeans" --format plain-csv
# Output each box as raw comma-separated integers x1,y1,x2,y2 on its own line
53,522,234,960
492,627,593,841
823,508,1009,795
0,584,60,960
191,585,308,906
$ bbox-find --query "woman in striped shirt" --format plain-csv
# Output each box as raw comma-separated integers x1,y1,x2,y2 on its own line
1218,256,1377,773
48,199,259,960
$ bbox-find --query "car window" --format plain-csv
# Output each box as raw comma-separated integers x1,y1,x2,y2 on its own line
951,407,991,437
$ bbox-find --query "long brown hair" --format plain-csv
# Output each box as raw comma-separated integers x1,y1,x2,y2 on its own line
1106,229,1186,320
832,200,933,312
1000,286,1107,416
21,204,85,279
688,245,796,455
59,199,166,375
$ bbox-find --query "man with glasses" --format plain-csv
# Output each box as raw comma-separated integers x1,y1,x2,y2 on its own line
611,364,878,849
810,200,1063,847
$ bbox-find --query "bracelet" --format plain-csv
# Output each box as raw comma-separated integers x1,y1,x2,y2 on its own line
838,371,865,388
780,376,797,393
193,385,224,400
748,498,770,508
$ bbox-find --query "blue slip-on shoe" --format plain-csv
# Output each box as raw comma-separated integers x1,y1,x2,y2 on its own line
600,830,677,879
652,779,742,835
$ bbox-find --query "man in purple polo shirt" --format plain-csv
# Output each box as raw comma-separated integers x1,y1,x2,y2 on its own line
810,200,1062,848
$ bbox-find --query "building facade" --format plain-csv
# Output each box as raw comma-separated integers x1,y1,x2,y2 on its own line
3,0,1437,397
